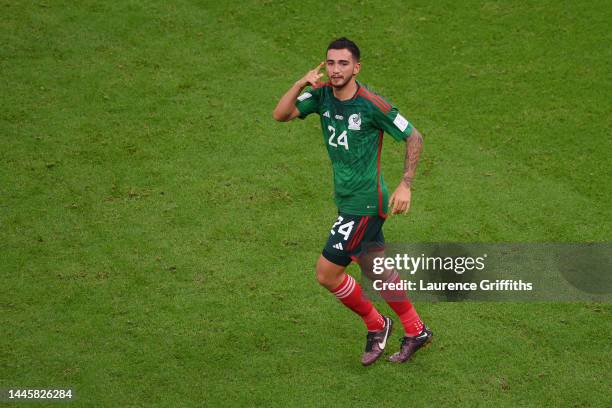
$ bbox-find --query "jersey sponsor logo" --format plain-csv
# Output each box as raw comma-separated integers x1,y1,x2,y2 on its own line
348,113,361,130
323,111,330,118
333,242,344,250
297,92,312,101
393,113,409,132
334,114,344,120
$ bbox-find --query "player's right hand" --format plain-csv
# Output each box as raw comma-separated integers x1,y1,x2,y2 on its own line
299,62,325,87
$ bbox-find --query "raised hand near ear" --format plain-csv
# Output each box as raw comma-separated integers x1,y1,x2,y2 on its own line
298,62,325,87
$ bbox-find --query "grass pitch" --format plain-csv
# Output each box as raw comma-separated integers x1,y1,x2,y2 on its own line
1,1,611,406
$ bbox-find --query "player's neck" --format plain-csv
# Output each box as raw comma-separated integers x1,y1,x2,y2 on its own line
332,79,359,101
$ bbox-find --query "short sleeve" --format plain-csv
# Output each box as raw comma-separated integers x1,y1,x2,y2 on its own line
374,106,414,141
295,87,321,119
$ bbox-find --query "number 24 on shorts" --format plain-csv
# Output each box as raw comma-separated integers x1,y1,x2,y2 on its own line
330,216,355,240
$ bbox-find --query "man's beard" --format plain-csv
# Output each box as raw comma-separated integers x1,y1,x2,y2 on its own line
330,74,353,89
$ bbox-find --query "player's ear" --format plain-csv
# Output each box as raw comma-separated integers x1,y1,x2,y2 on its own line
353,62,361,75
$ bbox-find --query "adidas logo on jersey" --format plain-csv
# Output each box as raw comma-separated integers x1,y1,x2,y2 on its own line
323,111,330,118
333,243,344,250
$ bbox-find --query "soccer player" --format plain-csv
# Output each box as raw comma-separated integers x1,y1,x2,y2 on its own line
273,38,432,365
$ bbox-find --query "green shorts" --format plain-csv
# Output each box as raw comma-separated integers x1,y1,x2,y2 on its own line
322,212,386,267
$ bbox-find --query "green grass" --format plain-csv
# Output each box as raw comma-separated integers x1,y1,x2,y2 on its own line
1,1,611,406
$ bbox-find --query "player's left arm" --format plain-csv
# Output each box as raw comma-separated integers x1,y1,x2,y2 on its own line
389,127,423,214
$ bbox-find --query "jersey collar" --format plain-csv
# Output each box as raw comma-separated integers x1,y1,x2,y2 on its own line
330,80,361,103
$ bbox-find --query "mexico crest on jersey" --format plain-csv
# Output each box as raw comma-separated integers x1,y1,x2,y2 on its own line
348,113,361,130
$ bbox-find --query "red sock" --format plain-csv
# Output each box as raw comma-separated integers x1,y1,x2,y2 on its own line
331,274,385,331
379,271,423,336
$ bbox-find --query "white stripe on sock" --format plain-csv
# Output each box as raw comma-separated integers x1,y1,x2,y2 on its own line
335,276,356,299
333,276,353,298
388,271,400,282
336,280,355,299
335,276,353,297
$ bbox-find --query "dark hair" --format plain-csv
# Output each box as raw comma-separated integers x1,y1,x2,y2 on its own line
327,37,360,61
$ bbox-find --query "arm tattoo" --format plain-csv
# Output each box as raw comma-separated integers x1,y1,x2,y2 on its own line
402,130,423,188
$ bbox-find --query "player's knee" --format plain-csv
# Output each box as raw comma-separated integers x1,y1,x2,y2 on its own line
315,257,343,289
315,262,329,287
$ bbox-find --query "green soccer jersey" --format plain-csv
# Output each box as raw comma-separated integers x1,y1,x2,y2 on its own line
295,81,414,216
